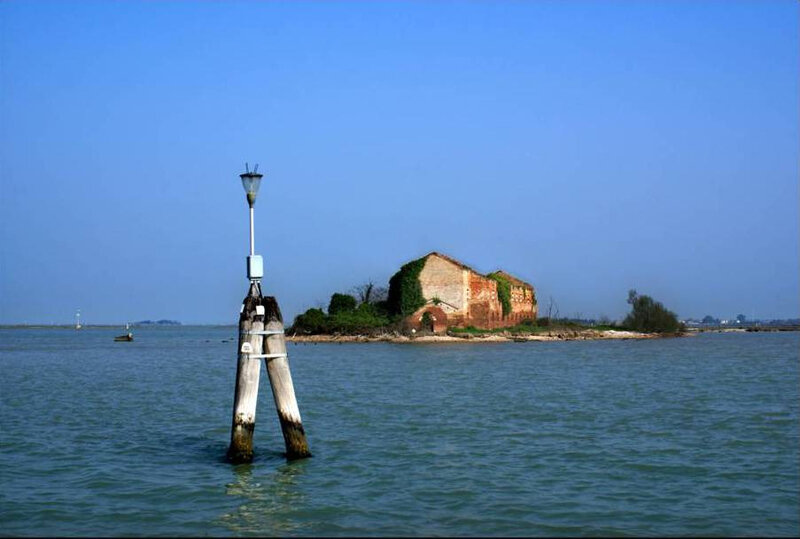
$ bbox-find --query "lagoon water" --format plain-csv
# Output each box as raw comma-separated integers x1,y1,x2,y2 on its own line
0,327,798,536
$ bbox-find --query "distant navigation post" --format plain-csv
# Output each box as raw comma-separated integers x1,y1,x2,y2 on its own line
227,164,311,463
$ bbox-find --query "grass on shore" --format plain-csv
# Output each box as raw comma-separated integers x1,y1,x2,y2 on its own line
447,320,630,336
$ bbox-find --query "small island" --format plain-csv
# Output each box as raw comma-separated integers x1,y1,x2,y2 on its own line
288,252,683,343
134,319,182,326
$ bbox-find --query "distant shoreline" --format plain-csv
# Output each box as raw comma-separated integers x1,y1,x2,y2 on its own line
686,326,800,333
2,325,795,337
286,329,670,344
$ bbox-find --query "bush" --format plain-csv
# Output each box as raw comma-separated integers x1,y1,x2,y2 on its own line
290,302,392,335
372,299,391,318
291,308,329,334
449,325,484,335
420,311,433,331
327,305,391,334
623,290,683,333
328,293,357,315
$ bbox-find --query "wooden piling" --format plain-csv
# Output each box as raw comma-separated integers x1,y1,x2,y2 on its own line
262,296,311,460
227,282,265,464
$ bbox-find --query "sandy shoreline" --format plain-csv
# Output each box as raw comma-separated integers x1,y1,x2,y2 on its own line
286,329,667,344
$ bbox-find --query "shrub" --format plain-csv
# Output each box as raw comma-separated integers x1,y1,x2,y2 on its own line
372,299,391,317
291,303,392,335
291,308,329,334
449,325,483,334
623,290,683,333
327,307,391,334
328,293,357,315
420,311,433,330
537,317,551,327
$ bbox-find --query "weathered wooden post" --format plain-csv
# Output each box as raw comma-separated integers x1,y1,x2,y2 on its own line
262,296,311,459
227,282,265,463
227,164,310,463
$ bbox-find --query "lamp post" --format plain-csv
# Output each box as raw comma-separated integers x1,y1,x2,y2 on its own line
240,164,263,283
227,163,311,463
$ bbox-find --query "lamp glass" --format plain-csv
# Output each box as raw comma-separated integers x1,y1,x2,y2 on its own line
240,173,263,206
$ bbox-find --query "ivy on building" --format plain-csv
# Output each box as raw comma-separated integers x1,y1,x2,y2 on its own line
387,257,427,317
487,272,512,318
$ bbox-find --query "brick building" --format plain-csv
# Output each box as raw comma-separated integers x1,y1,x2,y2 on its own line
397,252,537,333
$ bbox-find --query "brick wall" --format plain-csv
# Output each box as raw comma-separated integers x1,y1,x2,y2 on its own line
418,255,468,315
404,253,537,331
506,284,537,325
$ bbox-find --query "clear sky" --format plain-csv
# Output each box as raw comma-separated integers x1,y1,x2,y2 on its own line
1,0,797,325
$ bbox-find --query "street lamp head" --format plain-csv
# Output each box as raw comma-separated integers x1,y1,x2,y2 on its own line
240,164,263,207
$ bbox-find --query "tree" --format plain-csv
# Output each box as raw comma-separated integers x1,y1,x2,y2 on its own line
371,286,389,303
351,280,389,305
627,289,638,306
328,293,357,315
352,281,374,305
624,290,683,333
291,308,328,334
546,296,560,320
736,314,746,324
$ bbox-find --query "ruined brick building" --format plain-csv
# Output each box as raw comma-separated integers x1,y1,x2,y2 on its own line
388,252,537,333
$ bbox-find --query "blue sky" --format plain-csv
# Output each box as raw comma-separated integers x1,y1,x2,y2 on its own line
1,0,797,324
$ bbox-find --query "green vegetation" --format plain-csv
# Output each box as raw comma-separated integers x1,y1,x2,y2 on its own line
328,293,357,315
623,290,684,334
325,303,391,333
291,308,328,334
291,293,391,335
421,311,433,329
387,257,427,317
487,272,512,317
447,317,630,336
289,264,683,340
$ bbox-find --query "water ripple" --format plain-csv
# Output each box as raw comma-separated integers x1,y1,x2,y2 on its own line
1,329,798,536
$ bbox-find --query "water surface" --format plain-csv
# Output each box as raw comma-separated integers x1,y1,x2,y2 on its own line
1,328,798,536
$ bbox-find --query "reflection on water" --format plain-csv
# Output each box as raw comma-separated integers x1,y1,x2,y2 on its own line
219,460,309,535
